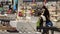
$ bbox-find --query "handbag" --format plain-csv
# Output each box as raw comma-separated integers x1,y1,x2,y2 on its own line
46,20,53,27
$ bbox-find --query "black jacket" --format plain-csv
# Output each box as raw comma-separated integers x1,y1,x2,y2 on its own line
42,6,50,20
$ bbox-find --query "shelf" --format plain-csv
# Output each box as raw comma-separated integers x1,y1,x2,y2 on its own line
0,26,15,30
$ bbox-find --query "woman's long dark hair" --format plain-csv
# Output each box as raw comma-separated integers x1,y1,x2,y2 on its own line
42,6,50,20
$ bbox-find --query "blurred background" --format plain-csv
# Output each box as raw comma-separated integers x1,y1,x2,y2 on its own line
0,0,60,34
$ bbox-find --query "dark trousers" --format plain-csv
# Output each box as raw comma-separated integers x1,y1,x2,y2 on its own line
42,26,49,34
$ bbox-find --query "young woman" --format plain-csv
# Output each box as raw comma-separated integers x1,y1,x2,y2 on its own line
36,7,45,32
42,6,50,34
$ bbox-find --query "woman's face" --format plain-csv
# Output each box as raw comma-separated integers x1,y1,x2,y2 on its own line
42,8,45,14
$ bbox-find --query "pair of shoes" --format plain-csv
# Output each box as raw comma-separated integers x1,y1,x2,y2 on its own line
42,32,49,34
42,33,44,34
7,30,19,33
42,33,47,34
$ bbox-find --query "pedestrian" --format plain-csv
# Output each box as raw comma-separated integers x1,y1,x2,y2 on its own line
36,10,42,32
36,7,45,32
7,8,12,14
39,8,46,32
42,6,50,34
